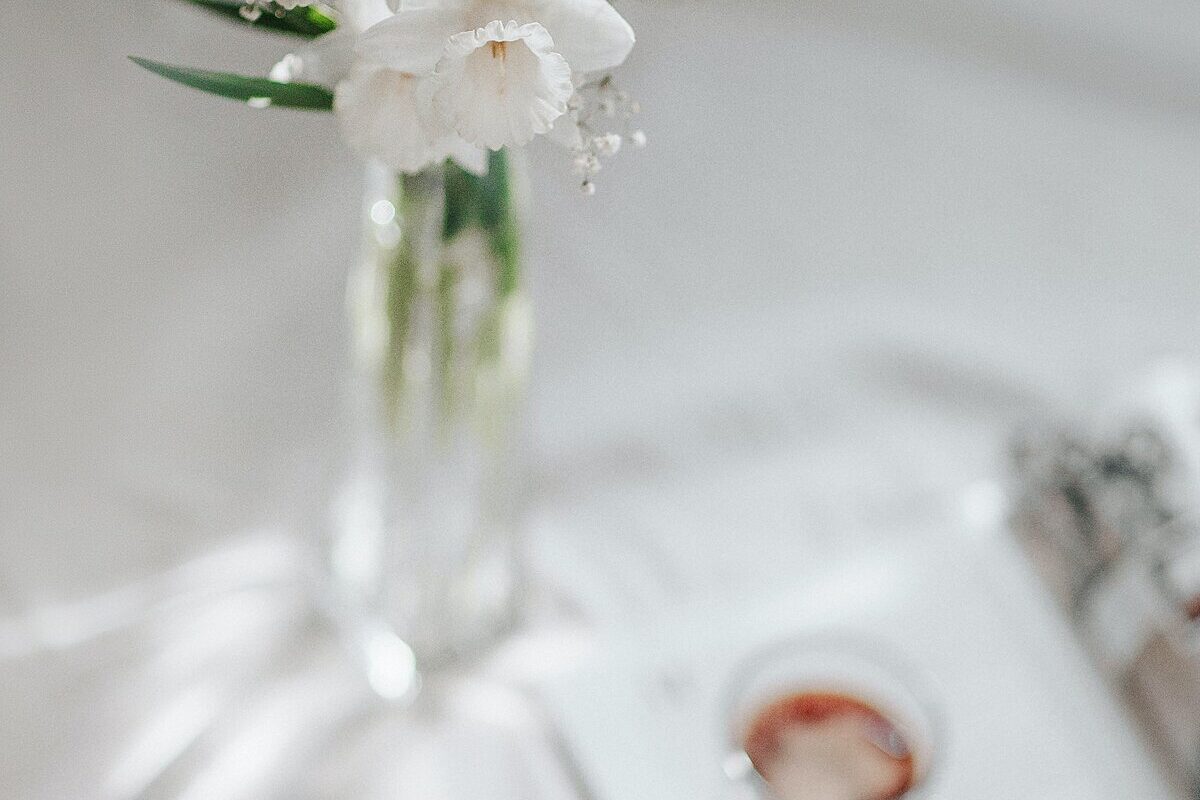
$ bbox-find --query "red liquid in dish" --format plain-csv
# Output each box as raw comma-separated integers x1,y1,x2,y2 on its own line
743,692,917,800
1184,594,1200,621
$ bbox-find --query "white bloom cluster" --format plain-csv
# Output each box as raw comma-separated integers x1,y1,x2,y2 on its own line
270,0,638,182
559,74,645,194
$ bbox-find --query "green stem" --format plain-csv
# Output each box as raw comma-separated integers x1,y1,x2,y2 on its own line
443,150,521,298
378,152,522,436
381,171,433,431
435,261,458,420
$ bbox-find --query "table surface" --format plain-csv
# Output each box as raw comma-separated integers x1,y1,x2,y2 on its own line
4,0,1200,797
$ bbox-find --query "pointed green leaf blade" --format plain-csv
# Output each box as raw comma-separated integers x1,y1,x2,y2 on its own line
129,57,333,111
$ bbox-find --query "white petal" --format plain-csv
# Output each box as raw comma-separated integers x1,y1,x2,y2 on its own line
357,3,466,74
333,0,393,32
460,0,527,27
385,0,459,10
334,64,449,174
530,0,634,73
430,20,573,150
441,137,490,175
277,28,357,85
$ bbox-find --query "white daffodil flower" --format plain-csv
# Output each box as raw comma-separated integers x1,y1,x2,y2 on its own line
333,0,393,34
431,20,573,149
356,0,635,150
272,0,487,175
270,0,391,87
334,62,487,174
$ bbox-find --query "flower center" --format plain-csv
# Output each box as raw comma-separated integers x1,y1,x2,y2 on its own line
490,41,507,60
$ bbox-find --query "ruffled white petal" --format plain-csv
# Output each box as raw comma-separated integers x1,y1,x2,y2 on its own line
357,3,466,74
334,64,451,174
529,0,634,73
430,20,573,150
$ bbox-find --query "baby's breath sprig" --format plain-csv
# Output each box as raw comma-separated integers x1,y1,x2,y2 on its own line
566,74,646,195
234,0,335,29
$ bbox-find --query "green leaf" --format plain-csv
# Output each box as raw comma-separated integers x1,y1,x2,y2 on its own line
179,0,337,37
129,57,334,111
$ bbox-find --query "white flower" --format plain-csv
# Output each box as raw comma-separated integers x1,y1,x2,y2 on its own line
430,20,573,149
334,63,485,174
271,0,391,86
357,0,635,149
271,0,638,173
332,0,392,34
272,0,487,174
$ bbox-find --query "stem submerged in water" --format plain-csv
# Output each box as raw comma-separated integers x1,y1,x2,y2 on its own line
381,149,523,436
443,149,521,297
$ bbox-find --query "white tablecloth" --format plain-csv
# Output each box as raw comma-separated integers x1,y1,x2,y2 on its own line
4,1,1200,797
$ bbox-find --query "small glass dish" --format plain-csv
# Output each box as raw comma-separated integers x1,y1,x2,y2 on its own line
721,634,940,800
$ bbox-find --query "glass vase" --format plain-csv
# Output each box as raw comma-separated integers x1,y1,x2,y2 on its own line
329,151,531,698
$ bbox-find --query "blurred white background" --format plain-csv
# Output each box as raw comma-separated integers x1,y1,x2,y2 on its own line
4,0,1200,797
